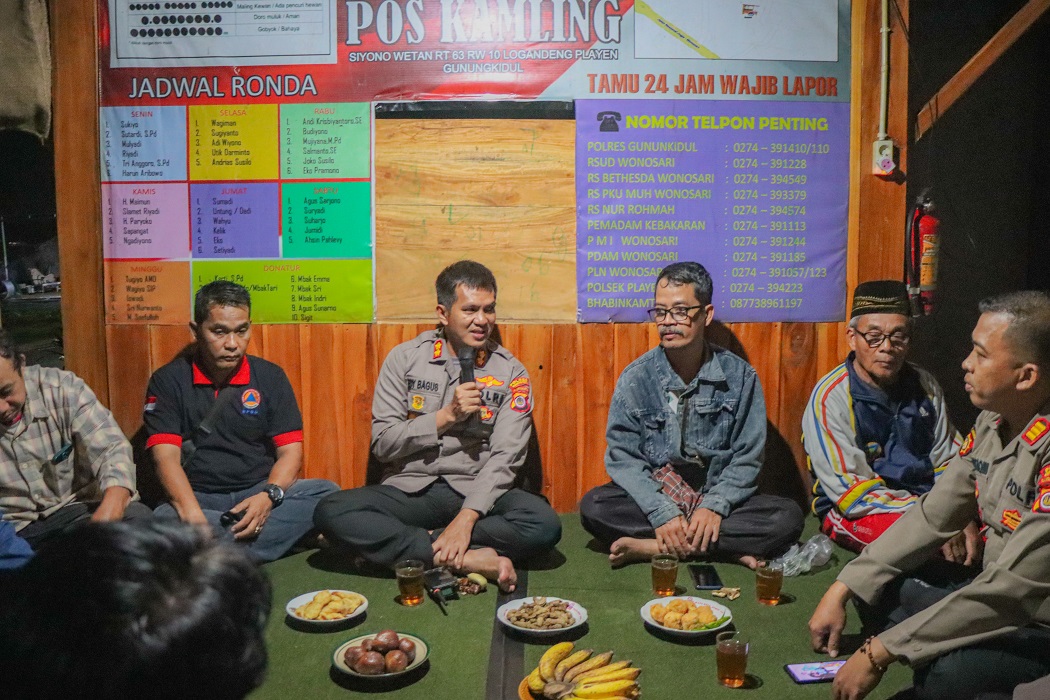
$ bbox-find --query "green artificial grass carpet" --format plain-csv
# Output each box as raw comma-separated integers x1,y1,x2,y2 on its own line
253,515,913,699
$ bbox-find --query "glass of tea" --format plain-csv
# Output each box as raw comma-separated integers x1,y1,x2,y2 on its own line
394,559,425,606
651,552,679,597
755,560,784,605
716,631,749,688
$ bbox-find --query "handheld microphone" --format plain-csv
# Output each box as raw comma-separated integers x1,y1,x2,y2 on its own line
457,346,476,384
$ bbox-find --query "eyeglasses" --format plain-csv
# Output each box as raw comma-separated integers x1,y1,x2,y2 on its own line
648,305,704,323
855,329,910,348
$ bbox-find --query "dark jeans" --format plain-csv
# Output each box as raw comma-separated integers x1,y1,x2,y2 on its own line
857,559,1050,700
155,478,339,562
579,481,804,558
314,479,562,568
18,500,154,549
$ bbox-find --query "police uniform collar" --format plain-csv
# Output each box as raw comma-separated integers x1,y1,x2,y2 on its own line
430,329,501,366
192,356,251,386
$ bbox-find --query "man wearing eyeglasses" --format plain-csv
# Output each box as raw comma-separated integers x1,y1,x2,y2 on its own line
802,280,968,556
580,262,804,567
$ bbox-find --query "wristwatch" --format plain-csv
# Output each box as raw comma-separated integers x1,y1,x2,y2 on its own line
263,483,285,507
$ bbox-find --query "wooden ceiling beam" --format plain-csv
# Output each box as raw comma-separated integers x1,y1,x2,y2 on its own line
915,0,1050,140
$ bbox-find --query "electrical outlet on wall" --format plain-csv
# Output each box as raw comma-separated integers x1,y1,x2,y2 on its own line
872,139,897,176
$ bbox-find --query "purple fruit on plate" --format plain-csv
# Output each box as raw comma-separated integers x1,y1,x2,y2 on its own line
384,649,409,673
373,629,400,653
343,645,364,668
354,650,386,676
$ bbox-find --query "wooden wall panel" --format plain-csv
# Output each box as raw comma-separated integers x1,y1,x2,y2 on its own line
52,0,107,402
777,323,820,503
374,119,576,322
341,325,376,488
105,325,152,435
577,324,618,495
849,0,909,282
548,325,580,511
257,325,303,396
298,326,346,484
375,121,575,207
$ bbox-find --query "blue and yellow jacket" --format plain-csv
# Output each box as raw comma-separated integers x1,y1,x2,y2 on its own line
802,354,959,520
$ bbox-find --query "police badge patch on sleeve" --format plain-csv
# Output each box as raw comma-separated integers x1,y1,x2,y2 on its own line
509,376,531,414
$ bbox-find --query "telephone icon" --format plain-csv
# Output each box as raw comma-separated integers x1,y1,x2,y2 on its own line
597,111,622,132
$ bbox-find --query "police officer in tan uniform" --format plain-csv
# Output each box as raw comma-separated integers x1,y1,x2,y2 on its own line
315,261,561,592
809,291,1050,700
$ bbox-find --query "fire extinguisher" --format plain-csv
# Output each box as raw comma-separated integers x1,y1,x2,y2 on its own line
906,188,939,316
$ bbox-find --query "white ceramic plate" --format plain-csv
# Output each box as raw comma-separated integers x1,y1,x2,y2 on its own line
285,590,368,626
332,633,429,679
497,596,588,635
640,596,732,636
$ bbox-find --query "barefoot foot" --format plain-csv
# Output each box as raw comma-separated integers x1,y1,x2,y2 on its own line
736,554,759,570
459,547,517,592
608,537,662,567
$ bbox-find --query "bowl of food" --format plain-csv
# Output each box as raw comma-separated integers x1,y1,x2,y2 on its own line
640,596,731,636
497,596,588,636
332,631,429,679
286,590,368,626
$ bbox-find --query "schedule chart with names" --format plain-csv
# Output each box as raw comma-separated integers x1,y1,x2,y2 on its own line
100,101,373,324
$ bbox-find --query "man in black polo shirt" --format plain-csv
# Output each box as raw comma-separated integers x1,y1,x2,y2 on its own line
145,281,338,561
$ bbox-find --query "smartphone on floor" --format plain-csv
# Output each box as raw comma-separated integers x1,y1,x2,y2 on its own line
687,563,724,590
784,660,847,684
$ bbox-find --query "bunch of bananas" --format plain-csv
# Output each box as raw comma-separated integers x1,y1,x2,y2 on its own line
525,642,640,699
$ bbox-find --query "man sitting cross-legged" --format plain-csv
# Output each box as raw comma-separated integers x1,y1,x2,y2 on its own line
803,280,971,557
580,261,804,568
315,261,561,592
146,280,338,562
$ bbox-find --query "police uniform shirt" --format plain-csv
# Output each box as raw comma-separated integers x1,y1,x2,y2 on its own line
144,355,303,494
371,330,533,515
838,406,1050,665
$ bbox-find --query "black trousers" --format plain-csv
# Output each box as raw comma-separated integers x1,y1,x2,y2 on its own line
18,501,154,549
857,559,1050,700
578,481,804,558
314,479,562,568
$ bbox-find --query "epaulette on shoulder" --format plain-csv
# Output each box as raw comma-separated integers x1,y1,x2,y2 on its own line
1023,417,1050,448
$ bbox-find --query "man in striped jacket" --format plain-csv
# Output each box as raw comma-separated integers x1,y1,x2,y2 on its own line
802,281,976,560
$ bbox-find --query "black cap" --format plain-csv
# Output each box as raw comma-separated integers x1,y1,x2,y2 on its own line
851,280,910,319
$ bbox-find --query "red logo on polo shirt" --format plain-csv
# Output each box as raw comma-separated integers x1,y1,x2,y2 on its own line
241,389,261,409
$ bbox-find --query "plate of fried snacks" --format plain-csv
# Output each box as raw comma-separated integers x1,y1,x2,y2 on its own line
332,631,429,679
640,596,732,636
518,641,641,700
497,596,588,635
286,589,368,625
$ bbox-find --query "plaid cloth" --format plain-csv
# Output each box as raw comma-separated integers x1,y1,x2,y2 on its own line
0,366,137,531
652,463,703,519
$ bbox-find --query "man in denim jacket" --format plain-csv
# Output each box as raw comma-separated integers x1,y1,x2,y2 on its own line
580,262,804,567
